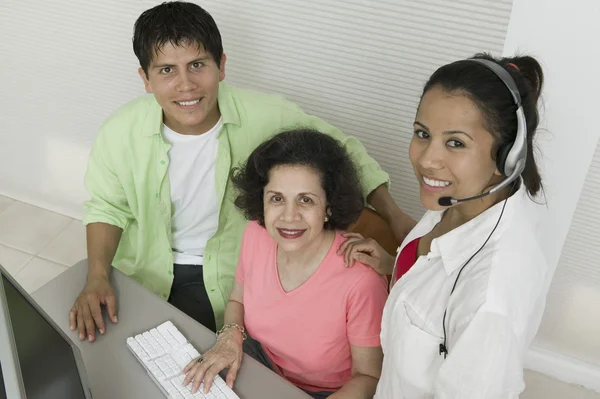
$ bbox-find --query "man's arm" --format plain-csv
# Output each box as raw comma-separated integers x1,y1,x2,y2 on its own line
368,184,417,244
70,122,133,342
68,223,122,342
86,222,122,281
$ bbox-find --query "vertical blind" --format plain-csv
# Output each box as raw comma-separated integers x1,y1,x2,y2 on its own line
206,0,514,219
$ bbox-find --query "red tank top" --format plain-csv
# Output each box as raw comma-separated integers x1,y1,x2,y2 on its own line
394,237,420,283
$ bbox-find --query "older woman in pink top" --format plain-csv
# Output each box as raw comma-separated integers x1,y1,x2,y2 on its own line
182,128,388,398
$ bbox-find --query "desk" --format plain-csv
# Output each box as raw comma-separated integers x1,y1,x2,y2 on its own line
31,260,310,399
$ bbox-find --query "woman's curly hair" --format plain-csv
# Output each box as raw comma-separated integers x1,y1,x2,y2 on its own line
231,128,365,230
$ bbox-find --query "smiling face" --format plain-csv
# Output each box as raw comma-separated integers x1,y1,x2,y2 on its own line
138,41,226,135
263,164,330,254
409,85,502,212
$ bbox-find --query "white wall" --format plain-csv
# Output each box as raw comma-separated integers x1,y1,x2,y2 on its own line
503,0,600,390
504,0,600,287
0,1,148,219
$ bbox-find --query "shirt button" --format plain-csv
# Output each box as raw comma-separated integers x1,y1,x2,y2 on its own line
168,270,173,275
160,160,166,165
155,193,159,198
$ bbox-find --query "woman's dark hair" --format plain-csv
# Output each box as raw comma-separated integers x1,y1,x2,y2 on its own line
421,53,544,197
232,129,365,230
133,1,223,76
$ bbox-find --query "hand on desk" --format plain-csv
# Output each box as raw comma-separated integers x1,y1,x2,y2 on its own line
69,275,118,342
183,329,243,394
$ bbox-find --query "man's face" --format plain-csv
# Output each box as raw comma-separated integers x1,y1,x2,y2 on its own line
139,41,226,135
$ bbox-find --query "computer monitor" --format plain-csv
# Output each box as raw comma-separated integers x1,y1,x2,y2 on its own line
0,264,92,398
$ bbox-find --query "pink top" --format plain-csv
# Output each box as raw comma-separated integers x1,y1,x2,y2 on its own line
235,221,388,392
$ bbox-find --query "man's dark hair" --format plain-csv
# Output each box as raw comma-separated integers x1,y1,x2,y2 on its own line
133,1,223,76
232,129,365,230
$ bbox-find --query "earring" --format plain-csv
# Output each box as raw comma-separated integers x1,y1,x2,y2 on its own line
324,216,329,222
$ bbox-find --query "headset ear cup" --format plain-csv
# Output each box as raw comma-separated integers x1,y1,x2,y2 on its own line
496,144,512,176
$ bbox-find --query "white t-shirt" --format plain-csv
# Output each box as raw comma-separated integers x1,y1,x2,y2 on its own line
162,118,223,265
375,183,550,398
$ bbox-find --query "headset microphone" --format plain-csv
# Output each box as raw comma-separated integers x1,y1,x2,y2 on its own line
437,158,525,206
437,58,528,208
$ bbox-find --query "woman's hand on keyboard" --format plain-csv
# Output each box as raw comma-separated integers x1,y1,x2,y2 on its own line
182,328,244,394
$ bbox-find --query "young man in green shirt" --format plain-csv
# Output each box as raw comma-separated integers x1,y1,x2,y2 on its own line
69,1,414,342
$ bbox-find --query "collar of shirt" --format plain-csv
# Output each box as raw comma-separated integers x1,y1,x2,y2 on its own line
395,183,528,276
139,81,242,138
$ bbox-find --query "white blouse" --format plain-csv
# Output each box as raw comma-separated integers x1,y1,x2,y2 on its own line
375,185,550,398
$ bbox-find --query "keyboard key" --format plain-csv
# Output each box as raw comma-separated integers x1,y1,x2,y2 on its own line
213,379,225,388
160,379,175,391
158,321,174,334
153,368,166,381
171,330,188,345
174,375,186,385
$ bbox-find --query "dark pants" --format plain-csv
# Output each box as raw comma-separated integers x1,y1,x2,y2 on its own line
167,264,216,332
243,336,334,399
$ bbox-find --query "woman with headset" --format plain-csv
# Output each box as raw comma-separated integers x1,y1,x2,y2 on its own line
339,54,550,398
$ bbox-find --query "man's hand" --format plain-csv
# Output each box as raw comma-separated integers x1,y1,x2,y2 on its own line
69,275,118,342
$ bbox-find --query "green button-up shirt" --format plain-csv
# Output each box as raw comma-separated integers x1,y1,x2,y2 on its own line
83,82,389,328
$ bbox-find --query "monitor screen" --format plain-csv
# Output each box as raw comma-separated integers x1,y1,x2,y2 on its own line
1,272,89,398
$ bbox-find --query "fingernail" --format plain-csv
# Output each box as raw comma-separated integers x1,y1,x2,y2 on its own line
88,335,93,341
99,329,105,335
114,316,118,322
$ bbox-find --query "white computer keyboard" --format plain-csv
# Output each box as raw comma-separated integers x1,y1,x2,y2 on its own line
126,321,240,399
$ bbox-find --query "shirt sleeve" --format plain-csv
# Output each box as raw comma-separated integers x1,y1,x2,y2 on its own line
82,124,133,230
346,269,389,347
433,312,525,399
279,102,390,198
235,222,257,287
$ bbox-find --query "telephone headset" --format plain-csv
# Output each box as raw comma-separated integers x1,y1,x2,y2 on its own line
438,58,527,358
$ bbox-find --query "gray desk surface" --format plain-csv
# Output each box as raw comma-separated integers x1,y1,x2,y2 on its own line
31,260,310,399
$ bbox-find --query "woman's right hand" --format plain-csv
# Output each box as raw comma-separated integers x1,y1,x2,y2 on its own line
338,232,396,276
182,329,244,394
